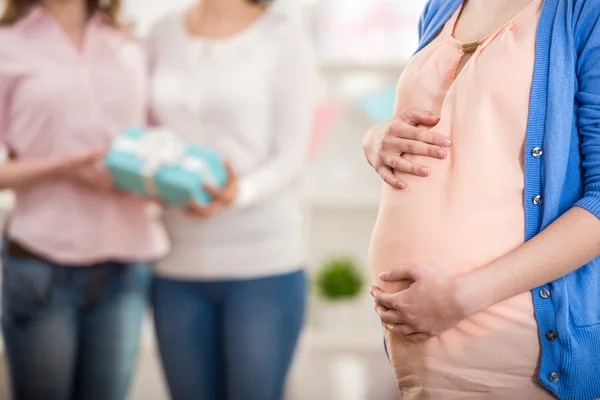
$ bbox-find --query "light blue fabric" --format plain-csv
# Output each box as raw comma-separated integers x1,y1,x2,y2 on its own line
417,1,600,398
105,127,228,206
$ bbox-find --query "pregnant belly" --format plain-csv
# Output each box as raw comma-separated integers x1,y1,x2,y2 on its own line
369,153,525,283
370,176,525,282
368,162,547,398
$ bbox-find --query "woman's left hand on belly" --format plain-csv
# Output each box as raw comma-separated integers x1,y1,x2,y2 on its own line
370,265,474,342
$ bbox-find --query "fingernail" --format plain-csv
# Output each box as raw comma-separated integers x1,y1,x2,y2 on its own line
436,149,446,158
441,138,452,147
419,167,430,176
379,272,388,279
397,182,406,189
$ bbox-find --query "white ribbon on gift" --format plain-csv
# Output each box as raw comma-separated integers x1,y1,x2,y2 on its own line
113,128,217,197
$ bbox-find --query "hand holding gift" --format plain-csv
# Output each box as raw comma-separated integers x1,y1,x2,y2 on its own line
55,150,107,183
187,162,238,217
44,149,113,190
105,127,228,207
67,154,114,192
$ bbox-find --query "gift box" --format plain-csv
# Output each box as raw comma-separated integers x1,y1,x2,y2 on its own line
105,127,228,206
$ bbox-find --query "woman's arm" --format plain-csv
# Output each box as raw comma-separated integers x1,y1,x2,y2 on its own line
231,23,317,210
0,151,106,191
0,77,107,191
371,9,600,340
457,208,600,315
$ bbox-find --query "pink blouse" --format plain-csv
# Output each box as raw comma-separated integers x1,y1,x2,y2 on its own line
0,7,168,265
369,1,555,398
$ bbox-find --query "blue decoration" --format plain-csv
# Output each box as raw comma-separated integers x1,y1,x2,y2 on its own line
358,86,396,123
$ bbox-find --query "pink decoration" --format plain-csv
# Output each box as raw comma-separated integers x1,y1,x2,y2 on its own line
308,103,343,159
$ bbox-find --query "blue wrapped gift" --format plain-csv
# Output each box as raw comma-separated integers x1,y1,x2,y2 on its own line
105,127,228,206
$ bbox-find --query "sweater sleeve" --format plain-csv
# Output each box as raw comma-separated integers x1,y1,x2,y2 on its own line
574,2,600,218
232,22,318,209
143,17,166,128
418,1,434,41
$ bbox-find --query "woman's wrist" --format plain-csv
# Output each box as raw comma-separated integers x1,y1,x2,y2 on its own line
451,270,497,318
0,158,65,190
45,158,74,178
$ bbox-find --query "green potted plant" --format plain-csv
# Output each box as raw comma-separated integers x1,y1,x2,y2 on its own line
316,257,364,300
314,257,365,330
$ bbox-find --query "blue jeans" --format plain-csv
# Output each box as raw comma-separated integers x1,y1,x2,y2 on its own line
1,250,150,400
151,270,307,400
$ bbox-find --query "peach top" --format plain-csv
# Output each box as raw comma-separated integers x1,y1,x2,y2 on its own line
369,1,555,398
0,7,169,265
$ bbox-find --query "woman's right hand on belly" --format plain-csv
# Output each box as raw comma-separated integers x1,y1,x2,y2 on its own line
362,109,451,189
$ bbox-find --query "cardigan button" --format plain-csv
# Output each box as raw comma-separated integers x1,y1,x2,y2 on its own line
532,147,543,157
533,195,543,205
540,289,551,299
549,372,559,383
546,330,558,341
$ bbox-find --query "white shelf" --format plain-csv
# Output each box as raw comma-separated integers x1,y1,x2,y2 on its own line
319,60,405,73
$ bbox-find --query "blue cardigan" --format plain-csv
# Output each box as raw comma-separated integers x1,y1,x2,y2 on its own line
418,1,600,399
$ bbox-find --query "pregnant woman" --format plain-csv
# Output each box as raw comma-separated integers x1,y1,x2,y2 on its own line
364,0,600,399
0,0,168,399
147,0,316,399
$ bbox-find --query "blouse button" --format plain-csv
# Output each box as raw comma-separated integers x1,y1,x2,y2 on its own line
549,372,559,383
546,330,558,341
533,195,543,205
540,289,551,299
532,147,543,158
